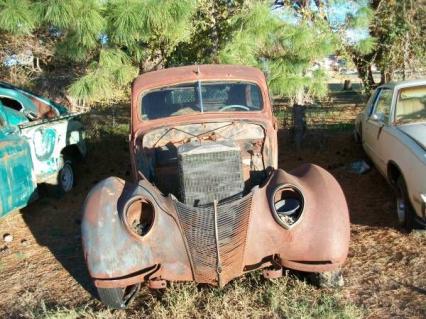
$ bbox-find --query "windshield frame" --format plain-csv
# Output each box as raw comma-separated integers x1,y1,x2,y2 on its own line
138,80,266,122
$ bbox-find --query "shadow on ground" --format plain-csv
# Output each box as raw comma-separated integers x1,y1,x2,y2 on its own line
277,128,399,229
21,127,131,299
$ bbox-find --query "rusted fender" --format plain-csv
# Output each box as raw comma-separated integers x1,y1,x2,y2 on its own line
245,164,350,273
81,177,192,288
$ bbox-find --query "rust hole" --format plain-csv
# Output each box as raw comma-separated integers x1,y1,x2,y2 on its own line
126,198,155,237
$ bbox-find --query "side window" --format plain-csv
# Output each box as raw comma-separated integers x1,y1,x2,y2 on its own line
0,96,23,111
373,89,393,123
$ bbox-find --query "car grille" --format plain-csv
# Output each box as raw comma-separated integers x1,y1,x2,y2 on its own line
174,193,253,286
177,141,245,206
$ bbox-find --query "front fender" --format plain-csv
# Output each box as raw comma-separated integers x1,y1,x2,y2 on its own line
245,164,350,272
81,177,192,288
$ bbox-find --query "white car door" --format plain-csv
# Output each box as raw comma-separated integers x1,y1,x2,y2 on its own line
363,88,394,174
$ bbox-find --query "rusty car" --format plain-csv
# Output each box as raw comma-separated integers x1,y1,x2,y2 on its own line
0,82,86,218
81,65,350,309
354,79,426,231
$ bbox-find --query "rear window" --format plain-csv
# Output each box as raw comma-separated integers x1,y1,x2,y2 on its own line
141,81,263,120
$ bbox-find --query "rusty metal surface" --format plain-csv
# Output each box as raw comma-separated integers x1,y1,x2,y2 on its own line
131,65,274,137
135,121,269,197
174,194,252,286
81,177,193,288
148,279,167,289
81,164,350,289
244,164,350,272
262,268,283,279
82,65,349,291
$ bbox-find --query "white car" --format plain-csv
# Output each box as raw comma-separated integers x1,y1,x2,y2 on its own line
354,79,426,231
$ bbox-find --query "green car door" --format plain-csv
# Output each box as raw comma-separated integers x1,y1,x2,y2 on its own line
0,103,37,218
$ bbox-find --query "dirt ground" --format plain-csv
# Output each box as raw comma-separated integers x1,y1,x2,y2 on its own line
0,102,425,318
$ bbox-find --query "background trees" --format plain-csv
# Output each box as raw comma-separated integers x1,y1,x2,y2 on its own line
0,0,198,103
0,0,424,105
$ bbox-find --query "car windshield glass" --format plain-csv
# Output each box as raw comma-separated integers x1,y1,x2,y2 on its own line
141,81,263,120
395,86,426,125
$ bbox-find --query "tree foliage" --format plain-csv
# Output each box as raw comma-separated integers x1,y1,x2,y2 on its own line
220,1,337,104
0,0,424,104
285,0,426,91
0,0,36,34
169,0,245,65
0,0,198,103
371,0,425,83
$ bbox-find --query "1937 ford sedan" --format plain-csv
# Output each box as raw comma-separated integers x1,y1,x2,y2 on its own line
81,65,350,308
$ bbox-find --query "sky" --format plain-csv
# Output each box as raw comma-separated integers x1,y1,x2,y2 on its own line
275,0,370,43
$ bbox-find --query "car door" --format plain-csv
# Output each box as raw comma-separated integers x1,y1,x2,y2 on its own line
363,88,394,174
0,104,37,218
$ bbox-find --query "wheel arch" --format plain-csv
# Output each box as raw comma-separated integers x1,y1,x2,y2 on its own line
387,160,403,186
61,144,84,162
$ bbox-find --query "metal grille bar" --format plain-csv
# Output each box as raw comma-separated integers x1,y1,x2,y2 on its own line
174,194,253,286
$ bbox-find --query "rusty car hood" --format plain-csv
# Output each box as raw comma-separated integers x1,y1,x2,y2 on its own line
398,122,426,151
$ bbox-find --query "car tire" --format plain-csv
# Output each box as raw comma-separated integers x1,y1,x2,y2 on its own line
97,285,140,309
307,269,344,288
56,157,75,196
396,176,416,232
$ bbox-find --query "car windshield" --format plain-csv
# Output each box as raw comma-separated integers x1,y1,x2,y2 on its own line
141,81,263,120
395,85,426,125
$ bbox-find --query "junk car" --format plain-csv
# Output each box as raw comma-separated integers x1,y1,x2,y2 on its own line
82,65,350,308
0,82,86,218
354,79,426,231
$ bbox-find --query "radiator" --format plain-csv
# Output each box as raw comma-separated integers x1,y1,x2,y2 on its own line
177,141,244,206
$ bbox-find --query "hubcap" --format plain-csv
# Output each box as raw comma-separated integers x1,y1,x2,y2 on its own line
60,163,74,192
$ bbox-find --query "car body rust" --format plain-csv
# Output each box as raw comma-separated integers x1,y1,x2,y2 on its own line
81,65,350,300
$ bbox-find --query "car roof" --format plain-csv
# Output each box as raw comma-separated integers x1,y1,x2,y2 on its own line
132,64,267,93
378,78,426,90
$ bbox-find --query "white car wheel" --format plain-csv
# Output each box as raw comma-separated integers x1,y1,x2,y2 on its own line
59,160,74,193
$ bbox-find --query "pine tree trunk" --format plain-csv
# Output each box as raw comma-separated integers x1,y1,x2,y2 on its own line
352,56,375,93
292,104,306,151
292,98,306,151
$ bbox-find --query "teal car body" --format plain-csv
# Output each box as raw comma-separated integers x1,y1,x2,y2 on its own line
0,109,36,217
0,83,86,218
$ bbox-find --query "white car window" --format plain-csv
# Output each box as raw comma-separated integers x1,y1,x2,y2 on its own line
373,89,393,123
395,86,426,125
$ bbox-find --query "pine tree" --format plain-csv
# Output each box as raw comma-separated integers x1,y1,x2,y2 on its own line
0,0,198,103
219,1,337,149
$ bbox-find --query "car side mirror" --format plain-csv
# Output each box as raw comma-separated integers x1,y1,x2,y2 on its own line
371,112,385,123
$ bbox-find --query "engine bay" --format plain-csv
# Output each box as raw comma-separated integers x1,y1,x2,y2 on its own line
135,121,272,206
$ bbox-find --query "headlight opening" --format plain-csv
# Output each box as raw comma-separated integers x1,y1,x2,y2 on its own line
124,197,155,237
271,184,304,229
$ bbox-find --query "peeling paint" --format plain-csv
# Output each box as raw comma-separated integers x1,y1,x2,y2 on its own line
82,65,350,296
0,82,87,218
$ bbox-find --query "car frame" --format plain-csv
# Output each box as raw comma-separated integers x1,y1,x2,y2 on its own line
354,79,426,230
81,65,350,309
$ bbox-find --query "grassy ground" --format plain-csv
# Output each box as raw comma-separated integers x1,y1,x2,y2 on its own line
0,91,425,318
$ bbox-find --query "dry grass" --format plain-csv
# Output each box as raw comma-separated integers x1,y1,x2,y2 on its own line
0,92,425,318
5,274,362,319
